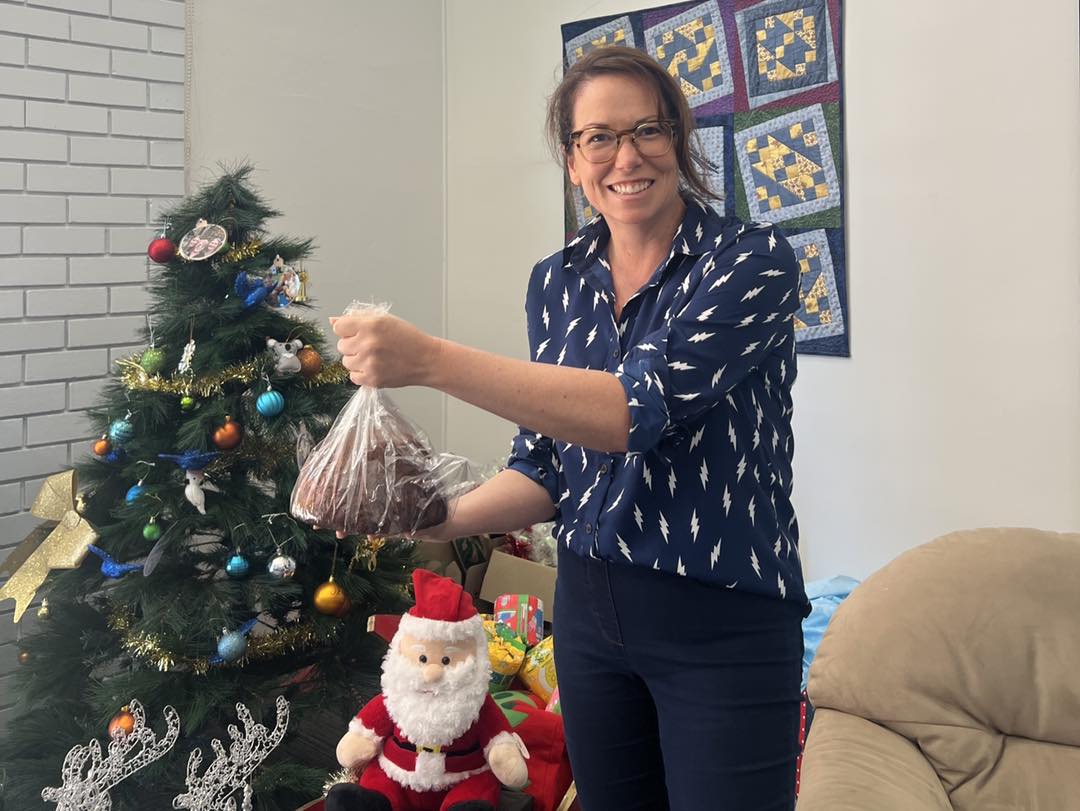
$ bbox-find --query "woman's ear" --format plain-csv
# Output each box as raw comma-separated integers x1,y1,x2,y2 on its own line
565,146,581,187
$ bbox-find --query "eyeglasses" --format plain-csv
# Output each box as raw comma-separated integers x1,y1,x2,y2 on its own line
568,120,677,164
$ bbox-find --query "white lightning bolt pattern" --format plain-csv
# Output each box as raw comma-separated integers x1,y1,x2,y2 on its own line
543,267,551,289
737,314,756,328
752,429,760,450
681,238,690,254
750,547,761,578
556,344,567,365
637,342,657,351
728,420,737,450
581,448,588,472
741,285,765,302
736,455,747,483
709,270,734,291
711,364,727,388
759,268,785,277
579,277,586,290
774,537,782,556
643,462,652,491
559,489,570,503
586,236,598,256
779,360,786,382
688,331,715,343
741,341,760,357
562,286,569,312
722,484,732,516
676,557,686,576
619,320,628,336
633,503,644,531
779,288,793,306
690,509,700,543
617,534,632,562
695,221,703,243
523,438,534,452
667,468,677,498
733,251,752,265
651,373,664,396
535,338,550,359
689,425,705,451
710,539,722,569
699,458,709,489
763,311,779,324
564,528,574,547
753,465,760,484
669,360,696,371
748,495,756,526
541,306,549,331
768,230,777,251
585,324,597,347
702,255,716,276
565,317,581,337
772,429,780,452
628,397,642,407
593,291,600,311
674,392,699,401
777,573,786,598
681,274,691,295
599,256,610,270
607,488,624,513
658,511,670,543
725,394,737,409
697,305,717,322
653,559,660,570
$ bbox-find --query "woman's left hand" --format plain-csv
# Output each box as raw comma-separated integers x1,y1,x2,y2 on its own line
331,312,441,388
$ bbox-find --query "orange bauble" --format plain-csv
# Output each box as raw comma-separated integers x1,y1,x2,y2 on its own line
212,416,243,449
108,706,135,738
93,437,112,456
297,346,323,379
313,579,351,617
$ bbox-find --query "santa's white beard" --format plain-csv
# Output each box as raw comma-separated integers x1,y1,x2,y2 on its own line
381,629,490,746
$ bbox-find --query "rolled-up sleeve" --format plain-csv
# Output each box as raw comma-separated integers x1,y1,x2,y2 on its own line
615,227,799,454
506,429,560,507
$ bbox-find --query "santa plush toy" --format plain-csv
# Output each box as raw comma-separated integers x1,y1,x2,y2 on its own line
326,569,529,811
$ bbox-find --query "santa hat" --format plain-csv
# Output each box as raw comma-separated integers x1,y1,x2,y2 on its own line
397,568,482,642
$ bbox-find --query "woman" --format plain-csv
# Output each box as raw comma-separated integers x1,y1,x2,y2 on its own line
332,48,808,811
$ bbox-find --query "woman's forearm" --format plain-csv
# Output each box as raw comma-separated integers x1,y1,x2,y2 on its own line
426,339,631,453
431,469,557,541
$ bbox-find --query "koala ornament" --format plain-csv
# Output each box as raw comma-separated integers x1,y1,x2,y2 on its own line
267,337,304,376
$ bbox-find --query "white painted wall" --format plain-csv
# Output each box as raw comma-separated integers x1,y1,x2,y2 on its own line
187,0,446,447
444,0,1080,580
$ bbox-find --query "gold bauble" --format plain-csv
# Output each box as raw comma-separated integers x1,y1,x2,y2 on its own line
108,706,135,737
297,346,323,380
313,579,351,617
212,416,243,450
17,649,30,665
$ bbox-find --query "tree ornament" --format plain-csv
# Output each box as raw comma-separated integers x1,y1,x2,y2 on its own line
93,434,112,457
124,483,145,504
108,706,136,738
212,416,243,450
147,236,176,264
216,631,247,664
105,447,126,464
87,544,143,578
17,648,30,665
177,218,228,262
225,553,251,578
256,388,285,418
177,317,196,376
313,578,350,617
37,598,50,619
139,346,166,376
180,394,196,411
297,346,323,379
158,450,220,515
267,554,296,580
266,337,303,376
108,414,134,444
142,517,162,542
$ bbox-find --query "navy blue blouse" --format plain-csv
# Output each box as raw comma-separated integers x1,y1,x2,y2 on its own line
507,201,807,607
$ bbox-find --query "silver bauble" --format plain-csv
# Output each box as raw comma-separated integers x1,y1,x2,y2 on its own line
267,554,297,579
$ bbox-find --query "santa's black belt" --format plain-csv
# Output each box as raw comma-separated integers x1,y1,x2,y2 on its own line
392,737,481,757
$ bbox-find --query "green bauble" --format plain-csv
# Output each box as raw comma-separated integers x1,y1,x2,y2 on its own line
180,395,195,411
143,522,162,541
140,347,166,376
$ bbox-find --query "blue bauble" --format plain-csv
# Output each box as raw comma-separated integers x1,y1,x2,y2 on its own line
256,389,285,418
108,418,134,444
125,484,145,504
104,447,126,464
225,554,251,578
216,631,248,664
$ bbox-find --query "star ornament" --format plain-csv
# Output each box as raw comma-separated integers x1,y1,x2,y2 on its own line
0,470,99,622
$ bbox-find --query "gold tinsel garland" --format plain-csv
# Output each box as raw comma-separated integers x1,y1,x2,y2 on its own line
108,609,334,675
118,357,348,397
220,240,262,263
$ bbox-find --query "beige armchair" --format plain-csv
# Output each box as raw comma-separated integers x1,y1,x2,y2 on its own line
798,527,1080,810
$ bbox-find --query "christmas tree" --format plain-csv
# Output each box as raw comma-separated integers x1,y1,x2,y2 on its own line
0,166,415,810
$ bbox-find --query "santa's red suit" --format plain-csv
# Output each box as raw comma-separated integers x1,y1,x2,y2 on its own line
349,692,512,808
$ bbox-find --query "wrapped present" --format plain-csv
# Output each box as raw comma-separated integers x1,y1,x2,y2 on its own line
484,618,526,691
520,635,557,703
545,686,561,715
495,593,544,647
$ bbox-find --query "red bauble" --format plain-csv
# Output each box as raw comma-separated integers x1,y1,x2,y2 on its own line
147,237,176,264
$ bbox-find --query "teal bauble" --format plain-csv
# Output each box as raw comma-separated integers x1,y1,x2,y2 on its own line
139,347,166,376
142,521,161,541
256,389,285,418
216,631,247,664
225,554,251,578
125,484,145,504
109,418,134,444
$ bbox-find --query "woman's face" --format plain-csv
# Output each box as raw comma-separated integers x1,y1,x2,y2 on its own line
566,74,682,234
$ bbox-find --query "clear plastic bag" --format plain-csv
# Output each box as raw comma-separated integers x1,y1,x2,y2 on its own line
290,301,473,536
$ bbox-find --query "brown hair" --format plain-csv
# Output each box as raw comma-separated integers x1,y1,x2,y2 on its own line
545,47,719,203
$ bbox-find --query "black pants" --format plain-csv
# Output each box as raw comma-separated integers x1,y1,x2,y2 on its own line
553,545,804,811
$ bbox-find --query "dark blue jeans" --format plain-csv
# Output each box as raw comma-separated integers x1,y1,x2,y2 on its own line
553,546,804,811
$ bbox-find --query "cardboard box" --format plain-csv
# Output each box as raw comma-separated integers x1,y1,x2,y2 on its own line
480,548,557,616
415,537,501,600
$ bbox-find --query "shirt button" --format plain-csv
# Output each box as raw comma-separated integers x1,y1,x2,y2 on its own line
598,463,609,476
585,523,594,535
538,470,546,479
612,348,620,358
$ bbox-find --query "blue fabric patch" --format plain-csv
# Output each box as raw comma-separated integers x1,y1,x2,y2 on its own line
564,14,637,67
801,574,860,690
644,0,735,108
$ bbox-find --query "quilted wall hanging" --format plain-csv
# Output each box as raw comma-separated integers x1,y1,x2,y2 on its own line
562,0,849,356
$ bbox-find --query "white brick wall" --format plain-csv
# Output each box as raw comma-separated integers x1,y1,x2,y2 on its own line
0,1,186,648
